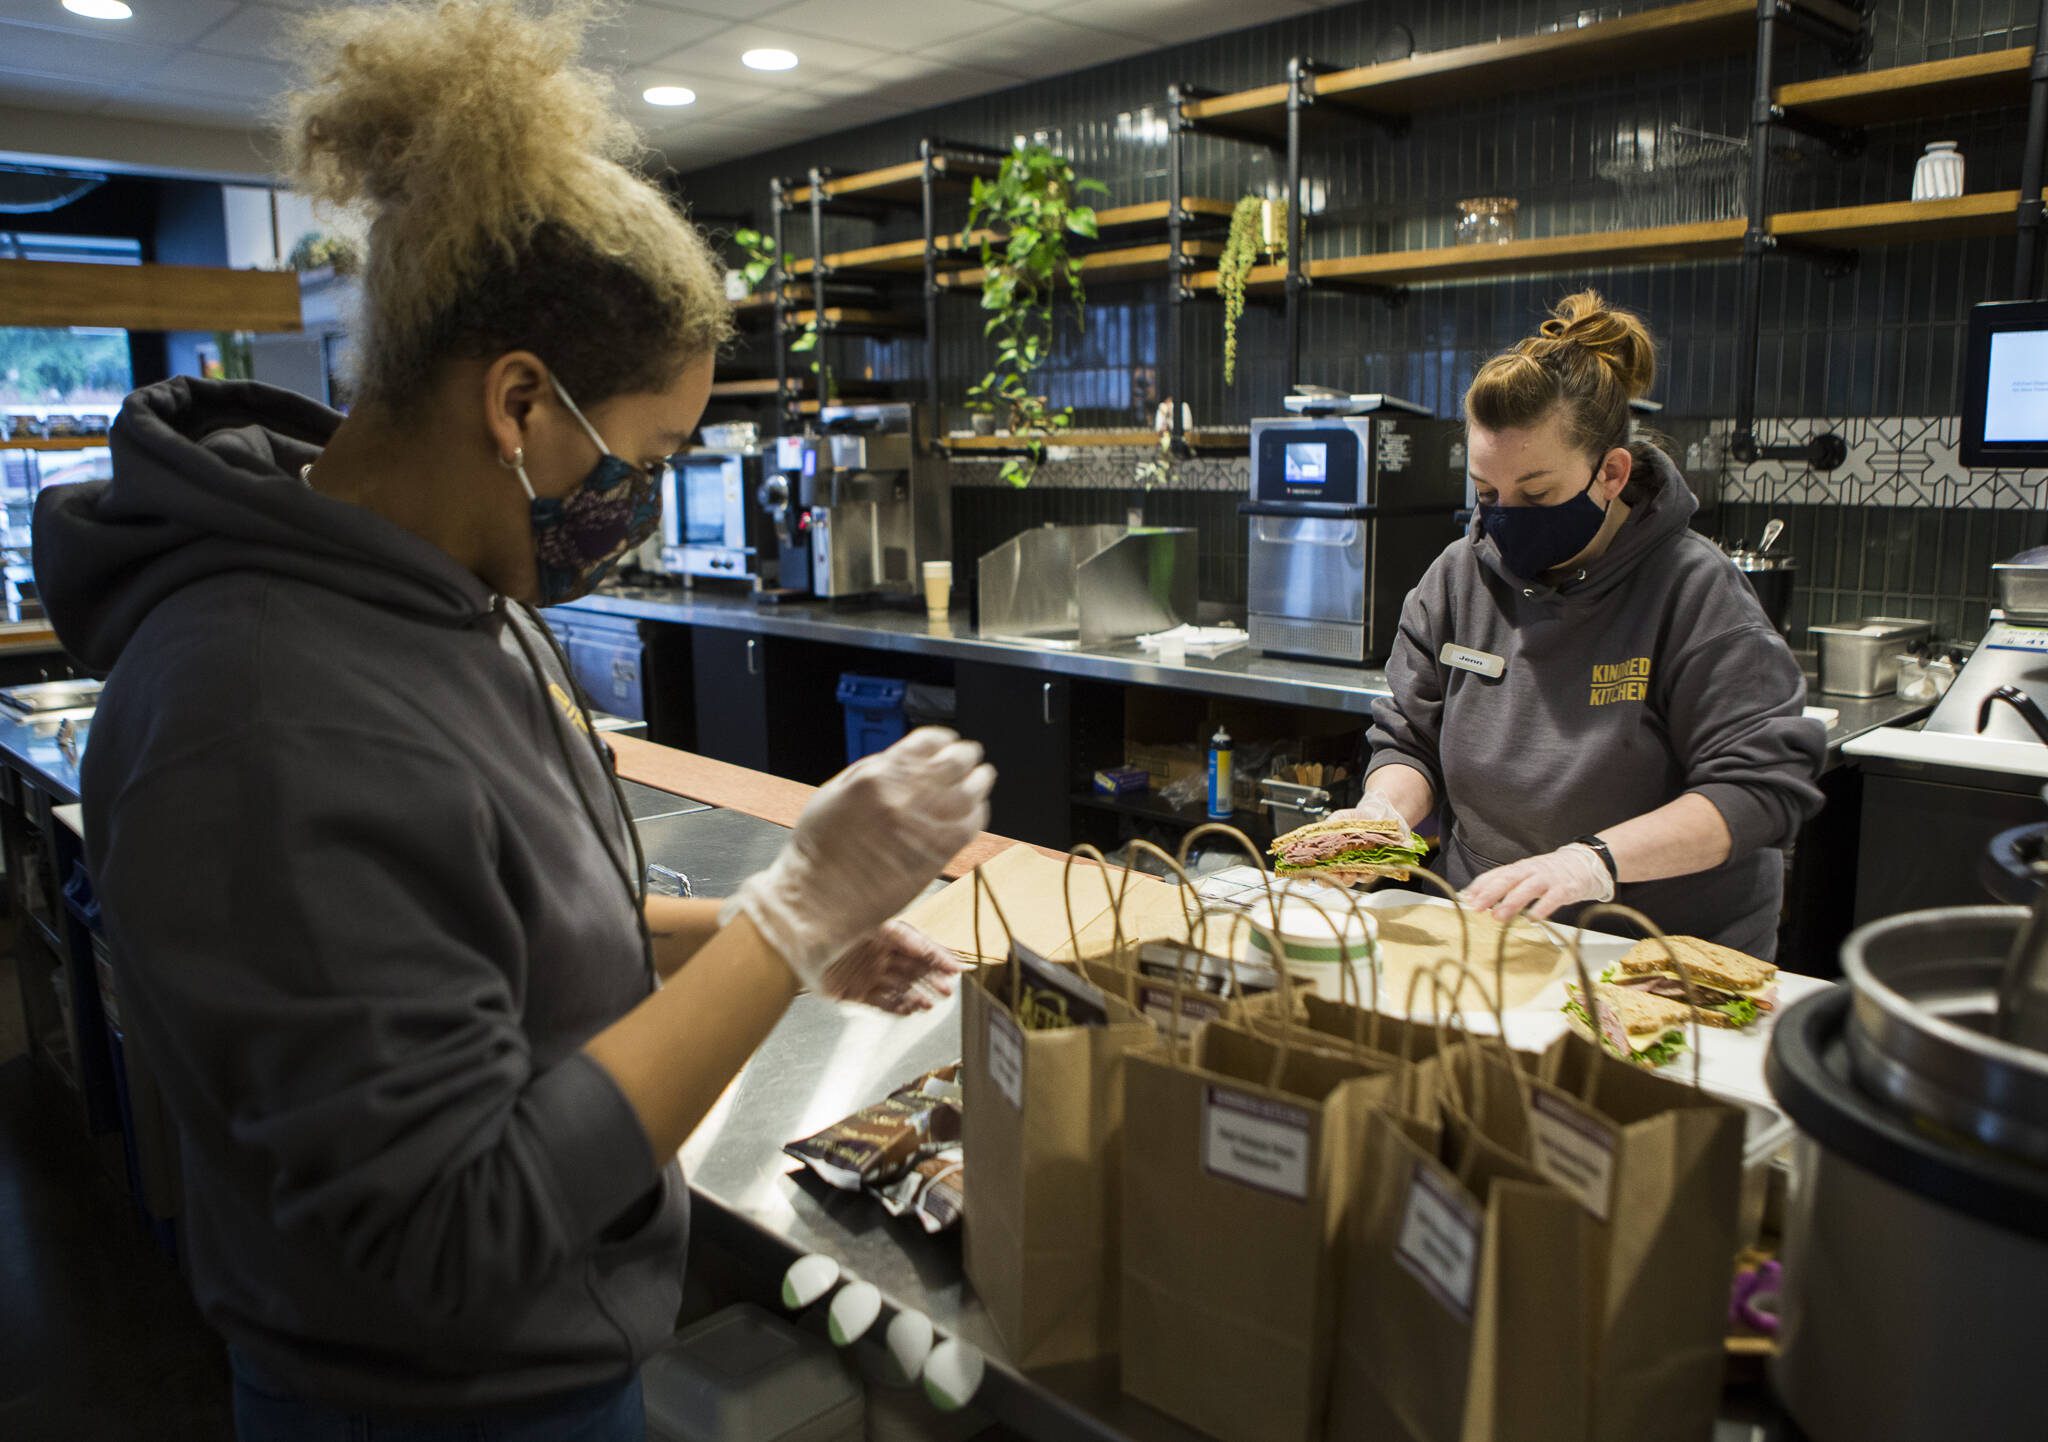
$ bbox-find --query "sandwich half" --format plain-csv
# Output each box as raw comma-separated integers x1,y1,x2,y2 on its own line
1563,982,1690,1068
1269,816,1429,884
1603,936,1778,1030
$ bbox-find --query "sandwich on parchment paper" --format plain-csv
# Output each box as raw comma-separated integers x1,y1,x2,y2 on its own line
1268,817,1429,884
1602,936,1779,1029
1563,982,1690,1069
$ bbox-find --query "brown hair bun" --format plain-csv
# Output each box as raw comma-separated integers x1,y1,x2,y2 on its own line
1467,290,1659,462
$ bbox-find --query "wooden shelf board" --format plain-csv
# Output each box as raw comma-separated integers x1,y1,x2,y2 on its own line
1774,46,2033,126
0,436,107,451
0,257,302,332
785,154,1000,207
788,307,922,333
942,428,1247,453
1182,0,1753,127
939,240,1224,289
1092,197,1237,229
1189,219,1744,293
1319,0,1755,114
708,377,786,398
1768,191,2022,246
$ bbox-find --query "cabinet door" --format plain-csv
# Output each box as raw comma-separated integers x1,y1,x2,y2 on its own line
1854,770,2042,923
691,629,772,772
568,634,645,721
956,663,1072,848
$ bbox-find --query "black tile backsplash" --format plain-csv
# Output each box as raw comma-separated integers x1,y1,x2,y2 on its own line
678,0,2042,635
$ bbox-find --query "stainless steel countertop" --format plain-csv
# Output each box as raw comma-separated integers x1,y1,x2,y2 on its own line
0,707,82,803
563,587,1930,762
559,587,1393,715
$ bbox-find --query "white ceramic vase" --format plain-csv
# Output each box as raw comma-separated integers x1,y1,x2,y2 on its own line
1912,141,1965,202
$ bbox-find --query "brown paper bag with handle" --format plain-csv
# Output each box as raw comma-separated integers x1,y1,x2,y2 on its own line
959,865,1160,1370
1502,904,1747,1442
1121,897,1407,1442
1326,962,1597,1442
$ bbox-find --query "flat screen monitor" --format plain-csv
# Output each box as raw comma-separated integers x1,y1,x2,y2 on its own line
1963,299,2048,468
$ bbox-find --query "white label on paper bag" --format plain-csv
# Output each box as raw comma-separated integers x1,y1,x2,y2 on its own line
986,1008,1024,1111
1202,1087,1312,1201
1395,1161,1481,1320
1138,984,1224,1033
1528,1089,1618,1221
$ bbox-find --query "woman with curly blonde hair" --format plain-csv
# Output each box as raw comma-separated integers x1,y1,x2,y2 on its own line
1333,291,1824,958
34,3,989,1436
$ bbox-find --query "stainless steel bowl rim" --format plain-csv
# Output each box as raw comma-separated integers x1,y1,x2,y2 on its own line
1767,987,2048,1240
1840,906,2048,1155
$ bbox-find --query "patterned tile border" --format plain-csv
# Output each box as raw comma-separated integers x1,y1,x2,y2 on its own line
1720,416,2048,511
947,449,1250,492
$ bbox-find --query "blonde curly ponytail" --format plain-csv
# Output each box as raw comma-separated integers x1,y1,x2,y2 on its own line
281,0,732,409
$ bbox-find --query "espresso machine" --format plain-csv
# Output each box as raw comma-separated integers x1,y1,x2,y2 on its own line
760,435,819,595
1243,394,1464,664
803,403,950,602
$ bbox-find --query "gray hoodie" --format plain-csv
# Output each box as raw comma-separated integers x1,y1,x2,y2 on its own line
1367,448,1825,959
35,378,682,1413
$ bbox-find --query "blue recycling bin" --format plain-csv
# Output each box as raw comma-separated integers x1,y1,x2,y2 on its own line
836,674,908,764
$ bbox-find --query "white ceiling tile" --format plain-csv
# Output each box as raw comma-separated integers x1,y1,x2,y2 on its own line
188,3,299,62
620,65,781,110
655,0,808,19
683,22,895,79
155,49,289,103
0,21,174,82
0,0,239,48
917,17,1151,79
771,0,1018,49
1060,0,1311,41
0,69,112,112
585,2,733,69
91,84,263,124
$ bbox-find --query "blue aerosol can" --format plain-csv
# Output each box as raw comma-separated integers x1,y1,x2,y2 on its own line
1206,726,1233,819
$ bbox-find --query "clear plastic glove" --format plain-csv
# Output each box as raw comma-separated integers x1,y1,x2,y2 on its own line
1321,791,1414,849
1460,842,1614,922
731,728,995,992
821,919,967,1015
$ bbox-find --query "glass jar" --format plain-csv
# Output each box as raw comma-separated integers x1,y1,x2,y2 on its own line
1454,196,1520,246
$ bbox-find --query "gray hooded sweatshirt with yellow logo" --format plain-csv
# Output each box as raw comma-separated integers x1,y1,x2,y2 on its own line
1367,447,1825,958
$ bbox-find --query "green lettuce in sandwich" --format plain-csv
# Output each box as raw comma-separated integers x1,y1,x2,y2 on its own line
1563,982,1689,1069
1269,817,1428,883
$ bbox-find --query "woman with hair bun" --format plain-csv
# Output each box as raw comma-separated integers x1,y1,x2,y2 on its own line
33,3,988,1437
1338,291,1824,957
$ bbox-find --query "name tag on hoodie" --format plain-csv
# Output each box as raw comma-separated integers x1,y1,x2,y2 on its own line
1439,643,1505,679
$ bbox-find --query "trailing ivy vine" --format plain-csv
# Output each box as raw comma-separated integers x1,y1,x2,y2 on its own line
963,146,1107,487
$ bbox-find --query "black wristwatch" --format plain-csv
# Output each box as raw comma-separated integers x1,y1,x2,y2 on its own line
1573,834,1619,883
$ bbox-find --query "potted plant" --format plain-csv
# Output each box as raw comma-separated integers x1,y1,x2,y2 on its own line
962,145,1107,487
1218,194,1286,387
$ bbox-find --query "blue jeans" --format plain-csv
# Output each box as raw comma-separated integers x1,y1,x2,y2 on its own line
230,1350,645,1442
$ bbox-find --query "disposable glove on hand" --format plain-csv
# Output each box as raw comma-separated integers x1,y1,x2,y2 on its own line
732,728,995,992
1460,842,1615,922
1321,791,1415,850
821,919,968,1015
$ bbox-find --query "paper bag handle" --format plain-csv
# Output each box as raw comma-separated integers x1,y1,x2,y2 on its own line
1176,822,1285,943
1569,902,1707,1096
1194,903,1301,1092
967,866,1026,1019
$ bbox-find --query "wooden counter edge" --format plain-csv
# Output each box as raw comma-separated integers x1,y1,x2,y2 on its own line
605,733,1057,878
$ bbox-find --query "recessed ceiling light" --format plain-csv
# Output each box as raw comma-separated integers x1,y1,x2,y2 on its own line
642,86,697,107
742,48,799,72
62,0,133,18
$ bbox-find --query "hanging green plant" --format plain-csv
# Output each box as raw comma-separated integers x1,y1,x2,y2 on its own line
963,145,1107,487
1218,195,1289,386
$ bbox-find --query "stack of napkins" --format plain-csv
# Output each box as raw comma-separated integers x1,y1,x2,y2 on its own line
1136,624,1249,659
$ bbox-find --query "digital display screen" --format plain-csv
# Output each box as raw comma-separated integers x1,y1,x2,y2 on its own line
1985,329,2048,443
681,462,730,546
1283,441,1329,485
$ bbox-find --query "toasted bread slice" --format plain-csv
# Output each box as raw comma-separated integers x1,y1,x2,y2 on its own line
1614,935,1775,993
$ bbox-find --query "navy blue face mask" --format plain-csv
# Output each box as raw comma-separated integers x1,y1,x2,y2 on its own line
1478,469,1606,582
